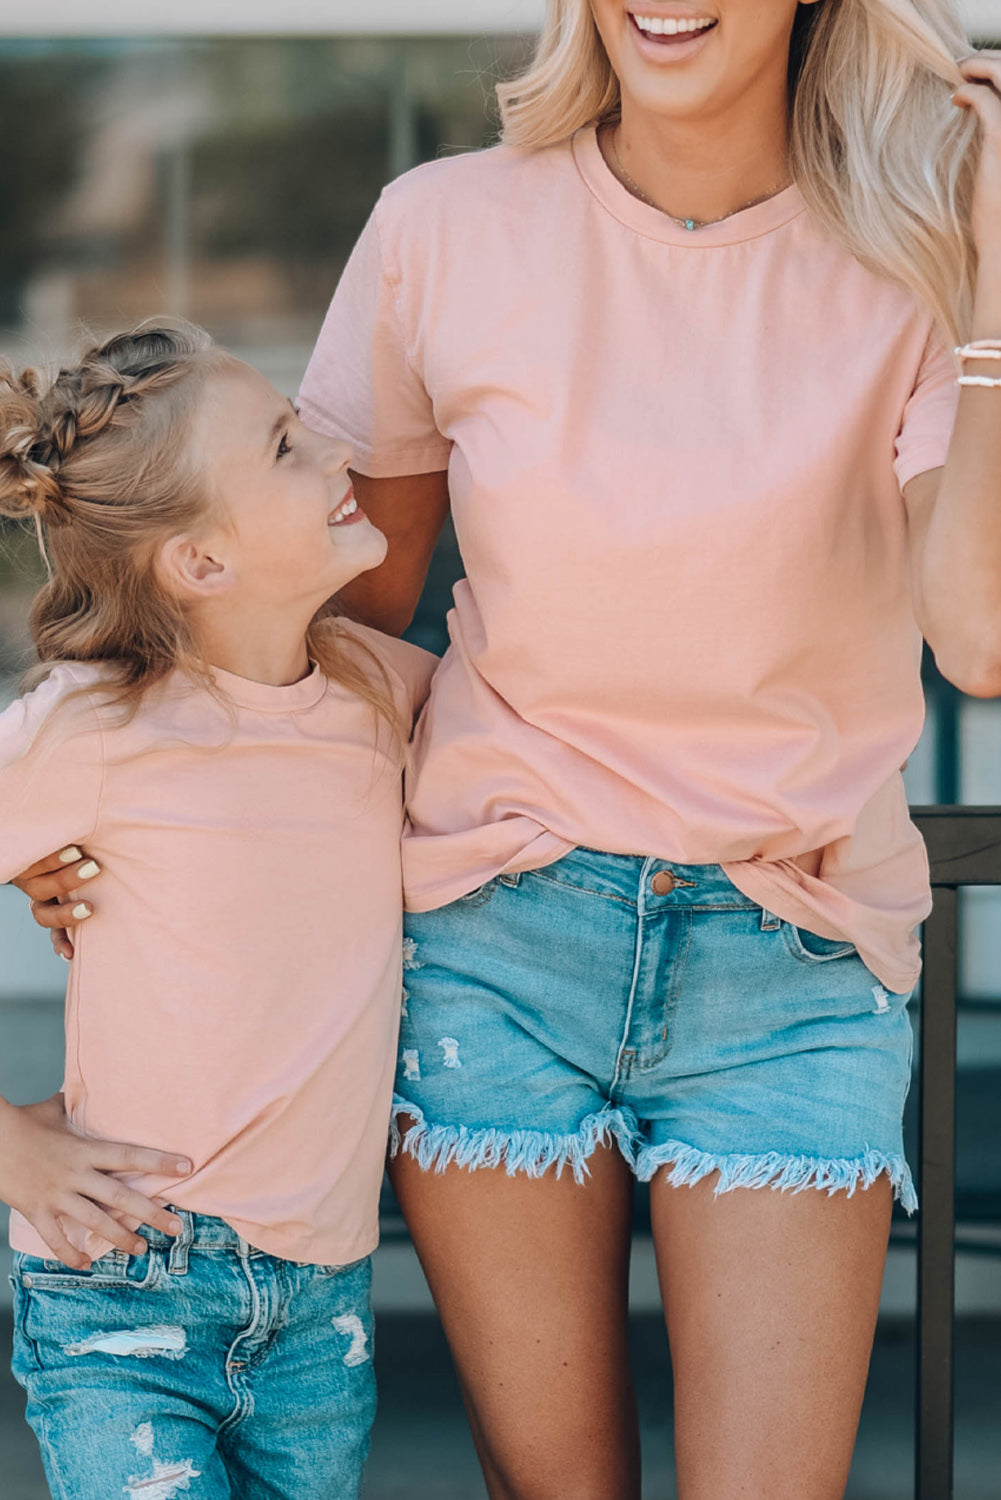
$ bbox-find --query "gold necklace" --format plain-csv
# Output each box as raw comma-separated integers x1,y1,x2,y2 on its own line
603,126,790,233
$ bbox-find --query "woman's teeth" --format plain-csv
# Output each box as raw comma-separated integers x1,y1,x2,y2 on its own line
329,495,358,524
632,14,716,37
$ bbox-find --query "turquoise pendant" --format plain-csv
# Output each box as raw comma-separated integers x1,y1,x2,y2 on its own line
684,218,696,231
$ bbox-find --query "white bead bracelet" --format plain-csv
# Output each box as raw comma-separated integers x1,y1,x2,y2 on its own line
955,339,1001,361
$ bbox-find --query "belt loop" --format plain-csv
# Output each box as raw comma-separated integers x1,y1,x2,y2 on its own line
167,1209,194,1275
759,907,782,932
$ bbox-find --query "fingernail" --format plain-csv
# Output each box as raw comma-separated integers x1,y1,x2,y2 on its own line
169,1217,183,1233
77,861,100,880
176,1160,192,1174
59,846,83,864
134,1239,147,1255
72,903,92,920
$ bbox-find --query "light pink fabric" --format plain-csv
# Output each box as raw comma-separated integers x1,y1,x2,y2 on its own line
299,127,960,994
1,626,434,1265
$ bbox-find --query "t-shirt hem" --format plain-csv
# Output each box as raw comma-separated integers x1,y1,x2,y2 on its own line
722,860,924,996
215,1214,379,1268
8,1208,379,1270
404,830,575,912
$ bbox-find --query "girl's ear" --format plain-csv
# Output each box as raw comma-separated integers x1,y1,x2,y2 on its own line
157,534,231,600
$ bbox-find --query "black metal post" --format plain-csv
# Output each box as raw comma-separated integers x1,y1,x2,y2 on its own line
915,886,958,1500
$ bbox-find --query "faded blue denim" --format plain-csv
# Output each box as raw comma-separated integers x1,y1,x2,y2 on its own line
393,848,917,1210
10,1209,375,1499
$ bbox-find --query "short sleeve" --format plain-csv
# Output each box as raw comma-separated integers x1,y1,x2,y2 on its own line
0,668,105,884
893,327,959,492
339,622,438,719
297,203,452,479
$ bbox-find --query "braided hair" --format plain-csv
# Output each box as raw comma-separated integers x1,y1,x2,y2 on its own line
0,321,224,711
0,325,213,526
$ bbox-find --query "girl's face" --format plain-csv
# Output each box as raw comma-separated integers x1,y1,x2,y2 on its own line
183,359,387,614
588,0,811,124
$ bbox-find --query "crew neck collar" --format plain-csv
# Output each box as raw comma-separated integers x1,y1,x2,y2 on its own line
572,124,806,247
209,660,327,712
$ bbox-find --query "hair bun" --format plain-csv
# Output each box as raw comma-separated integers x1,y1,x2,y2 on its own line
0,366,68,525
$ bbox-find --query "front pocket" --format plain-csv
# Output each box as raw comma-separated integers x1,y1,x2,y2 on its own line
781,921,858,965
14,1249,160,1293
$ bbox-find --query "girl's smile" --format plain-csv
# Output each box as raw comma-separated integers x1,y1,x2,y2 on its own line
328,484,367,527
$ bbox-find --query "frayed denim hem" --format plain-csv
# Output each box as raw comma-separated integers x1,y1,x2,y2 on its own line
636,1139,919,1214
389,1096,641,1185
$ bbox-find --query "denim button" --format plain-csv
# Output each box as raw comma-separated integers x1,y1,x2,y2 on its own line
22,1275,33,1288
651,871,676,895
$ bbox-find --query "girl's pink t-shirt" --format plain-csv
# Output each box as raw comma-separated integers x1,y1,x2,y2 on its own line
0,626,434,1265
298,127,959,994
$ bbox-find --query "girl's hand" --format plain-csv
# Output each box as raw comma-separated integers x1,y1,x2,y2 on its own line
9,846,101,961
0,1093,192,1269
953,52,1001,263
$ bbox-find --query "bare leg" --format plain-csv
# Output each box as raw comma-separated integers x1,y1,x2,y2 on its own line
650,1172,893,1500
389,1136,641,1500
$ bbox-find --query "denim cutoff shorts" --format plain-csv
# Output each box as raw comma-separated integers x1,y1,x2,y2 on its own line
10,1209,376,1500
391,848,918,1211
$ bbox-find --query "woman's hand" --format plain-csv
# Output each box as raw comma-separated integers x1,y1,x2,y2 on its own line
953,52,1001,262
9,846,101,961
0,1093,191,1268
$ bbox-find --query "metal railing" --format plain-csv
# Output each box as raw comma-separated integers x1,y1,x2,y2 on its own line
911,806,1001,1500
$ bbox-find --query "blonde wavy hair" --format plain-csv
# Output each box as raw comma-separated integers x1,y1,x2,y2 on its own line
0,321,402,742
497,0,979,342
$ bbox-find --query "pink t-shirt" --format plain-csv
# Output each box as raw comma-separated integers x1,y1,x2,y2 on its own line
299,127,959,995
1,626,434,1265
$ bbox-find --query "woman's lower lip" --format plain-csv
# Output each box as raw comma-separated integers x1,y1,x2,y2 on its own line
627,15,717,62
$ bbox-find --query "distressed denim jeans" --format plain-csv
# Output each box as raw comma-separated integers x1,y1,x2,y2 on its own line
10,1210,375,1500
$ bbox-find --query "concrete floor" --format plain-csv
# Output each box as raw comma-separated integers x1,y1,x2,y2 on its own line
2,1311,998,1499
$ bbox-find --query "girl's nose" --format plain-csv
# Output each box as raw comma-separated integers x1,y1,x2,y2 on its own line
324,440,352,475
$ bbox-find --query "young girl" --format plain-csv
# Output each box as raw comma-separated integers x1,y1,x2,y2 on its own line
0,321,433,1499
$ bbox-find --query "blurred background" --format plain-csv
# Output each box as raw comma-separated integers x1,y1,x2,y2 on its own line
1,3,1000,1496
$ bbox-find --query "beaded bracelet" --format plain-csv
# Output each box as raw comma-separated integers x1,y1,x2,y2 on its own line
955,339,1001,361
954,339,1001,387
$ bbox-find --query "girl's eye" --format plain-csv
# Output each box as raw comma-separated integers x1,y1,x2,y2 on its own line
277,432,292,460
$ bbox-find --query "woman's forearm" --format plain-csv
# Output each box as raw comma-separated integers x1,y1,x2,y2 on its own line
337,471,451,636
910,259,1001,697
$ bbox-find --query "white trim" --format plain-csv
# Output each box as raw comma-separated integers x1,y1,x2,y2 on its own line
0,0,545,36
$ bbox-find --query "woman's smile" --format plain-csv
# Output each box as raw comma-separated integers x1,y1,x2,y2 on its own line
627,7,719,63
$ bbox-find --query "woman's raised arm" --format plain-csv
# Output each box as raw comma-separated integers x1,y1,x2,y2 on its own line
337,470,450,637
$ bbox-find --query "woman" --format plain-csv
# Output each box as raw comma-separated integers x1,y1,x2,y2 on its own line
20,2,1001,1496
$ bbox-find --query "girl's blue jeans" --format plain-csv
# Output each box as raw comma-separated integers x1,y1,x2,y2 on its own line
10,1209,375,1500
